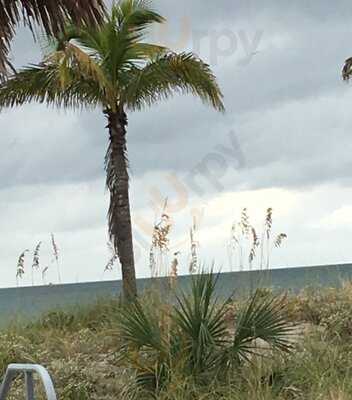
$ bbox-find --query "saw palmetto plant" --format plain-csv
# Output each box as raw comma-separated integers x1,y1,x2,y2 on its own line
117,272,294,395
0,0,224,300
0,0,105,78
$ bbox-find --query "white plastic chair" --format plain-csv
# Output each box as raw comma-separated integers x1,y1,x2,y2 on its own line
0,364,57,400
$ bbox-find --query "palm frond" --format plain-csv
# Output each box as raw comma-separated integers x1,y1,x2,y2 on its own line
228,290,294,367
114,0,165,33
173,272,229,375
117,300,166,353
117,298,171,391
52,4,165,89
0,0,105,78
105,2,165,83
0,59,104,110
52,43,112,96
122,52,225,112
1,3,223,115
124,43,169,64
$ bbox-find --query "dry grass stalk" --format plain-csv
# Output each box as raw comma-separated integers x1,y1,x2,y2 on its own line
42,266,49,285
169,251,180,288
15,234,64,286
32,241,42,270
240,208,251,236
31,241,42,286
229,222,241,271
149,199,172,278
274,233,288,248
229,208,287,272
51,233,59,262
16,249,29,285
265,207,273,240
230,208,252,271
51,233,62,283
262,207,273,269
249,227,260,266
189,217,200,274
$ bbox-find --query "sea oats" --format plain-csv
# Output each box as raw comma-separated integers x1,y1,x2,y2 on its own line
51,233,62,283
149,199,172,278
16,249,29,285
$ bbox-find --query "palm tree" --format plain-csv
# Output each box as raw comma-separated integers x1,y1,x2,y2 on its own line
0,0,105,78
0,0,224,301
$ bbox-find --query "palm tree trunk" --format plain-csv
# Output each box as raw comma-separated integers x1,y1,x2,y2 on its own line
105,108,137,301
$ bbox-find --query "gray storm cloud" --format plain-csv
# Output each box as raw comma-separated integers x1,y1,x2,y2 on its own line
0,0,351,287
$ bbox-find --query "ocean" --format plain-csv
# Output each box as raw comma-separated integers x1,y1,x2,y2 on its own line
1,263,352,327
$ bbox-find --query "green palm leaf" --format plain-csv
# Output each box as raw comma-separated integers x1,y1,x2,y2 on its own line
116,272,295,393
117,300,166,353
226,290,295,367
173,273,229,375
0,0,105,78
117,299,172,392
123,52,225,112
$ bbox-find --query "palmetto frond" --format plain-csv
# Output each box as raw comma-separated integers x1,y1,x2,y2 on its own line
173,273,229,374
227,290,294,366
0,0,105,77
117,298,171,391
117,300,166,353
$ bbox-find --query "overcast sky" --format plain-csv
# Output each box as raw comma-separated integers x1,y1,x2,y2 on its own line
1,0,352,287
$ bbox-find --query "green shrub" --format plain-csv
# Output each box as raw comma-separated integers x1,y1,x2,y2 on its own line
117,273,295,395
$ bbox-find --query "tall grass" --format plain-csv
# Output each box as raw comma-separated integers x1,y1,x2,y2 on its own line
31,241,42,285
51,233,61,284
149,199,172,278
2,282,352,399
228,208,287,272
15,234,62,286
189,217,200,274
16,249,28,286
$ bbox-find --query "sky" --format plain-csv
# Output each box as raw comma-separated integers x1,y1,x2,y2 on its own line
1,0,352,287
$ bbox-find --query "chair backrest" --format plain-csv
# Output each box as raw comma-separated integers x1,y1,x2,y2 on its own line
0,364,57,400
